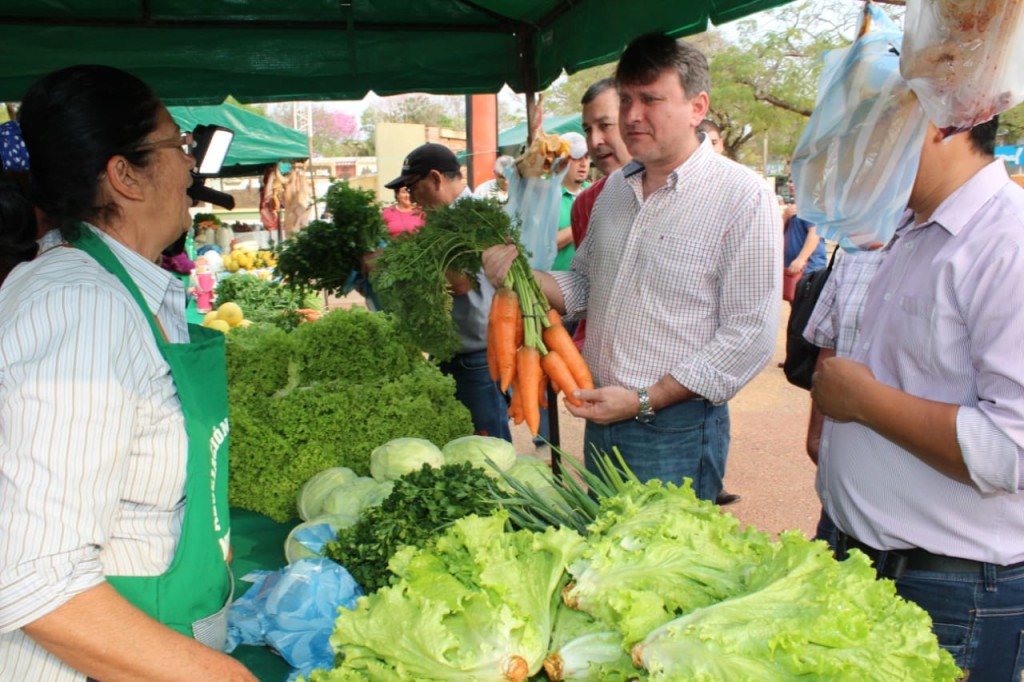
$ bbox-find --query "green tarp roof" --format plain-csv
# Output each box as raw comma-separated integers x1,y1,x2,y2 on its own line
0,0,794,104
168,102,309,176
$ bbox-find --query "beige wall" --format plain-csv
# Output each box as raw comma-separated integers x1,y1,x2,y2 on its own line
375,122,427,202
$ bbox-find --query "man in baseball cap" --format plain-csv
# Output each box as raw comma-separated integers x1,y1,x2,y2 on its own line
553,131,590,272
384,141,512,443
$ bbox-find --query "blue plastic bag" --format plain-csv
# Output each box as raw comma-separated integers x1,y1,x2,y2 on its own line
792,4,928,251
226,558,363,679
504,161,569,271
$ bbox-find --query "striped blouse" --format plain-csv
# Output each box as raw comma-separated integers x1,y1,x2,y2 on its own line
0,226,189,681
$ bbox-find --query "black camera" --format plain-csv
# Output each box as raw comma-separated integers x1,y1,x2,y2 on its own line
186,124,236,210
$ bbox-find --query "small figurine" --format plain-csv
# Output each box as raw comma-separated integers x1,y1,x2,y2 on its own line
193,256,216,313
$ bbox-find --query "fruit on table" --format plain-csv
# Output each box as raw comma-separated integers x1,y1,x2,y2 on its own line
201,301,248,333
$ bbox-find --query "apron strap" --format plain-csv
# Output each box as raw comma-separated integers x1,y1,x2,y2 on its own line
69,226,171,346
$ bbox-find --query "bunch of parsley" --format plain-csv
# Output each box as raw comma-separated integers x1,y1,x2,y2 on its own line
325,462,499,592
274,181,387,297
370,197,521,360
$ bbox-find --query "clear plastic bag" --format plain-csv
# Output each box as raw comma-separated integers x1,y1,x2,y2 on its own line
791,4,928,251
504,160,569,271
901,0,1024,134
226,558,363,679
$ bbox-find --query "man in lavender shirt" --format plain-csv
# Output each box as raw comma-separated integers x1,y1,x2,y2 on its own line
813,116,1024,680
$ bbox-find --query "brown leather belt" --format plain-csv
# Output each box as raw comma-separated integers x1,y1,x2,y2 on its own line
837,532,1024,580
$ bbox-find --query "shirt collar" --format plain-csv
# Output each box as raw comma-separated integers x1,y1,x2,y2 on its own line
922,159,1010,237
85,224,177,316
621,137,714,192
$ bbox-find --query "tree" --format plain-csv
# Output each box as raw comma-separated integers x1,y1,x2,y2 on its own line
542,63,616,117
360,94,465,145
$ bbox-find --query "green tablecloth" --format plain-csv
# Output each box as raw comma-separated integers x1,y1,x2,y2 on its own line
228,508,296,682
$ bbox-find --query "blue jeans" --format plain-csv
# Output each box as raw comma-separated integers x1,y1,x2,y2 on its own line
833,539,1024,679
439,350,511,442
584,399,730,501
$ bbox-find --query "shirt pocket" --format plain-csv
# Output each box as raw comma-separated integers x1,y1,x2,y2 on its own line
892,294,936,375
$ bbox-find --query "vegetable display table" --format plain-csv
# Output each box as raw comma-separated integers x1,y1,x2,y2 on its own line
228,508,294,682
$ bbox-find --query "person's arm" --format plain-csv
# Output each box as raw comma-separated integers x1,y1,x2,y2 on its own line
811,357,966,480
806,347,836,464
567,374,697,424
23,584,256,682
787,225,821,275
556,226,574,250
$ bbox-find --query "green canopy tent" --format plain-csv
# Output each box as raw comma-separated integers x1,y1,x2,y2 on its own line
0,0,793,106
168,102,310,177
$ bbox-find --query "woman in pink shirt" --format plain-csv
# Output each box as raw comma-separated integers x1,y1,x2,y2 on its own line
381,186,424,238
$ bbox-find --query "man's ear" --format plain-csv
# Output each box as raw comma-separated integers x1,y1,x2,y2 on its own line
105,154,145,202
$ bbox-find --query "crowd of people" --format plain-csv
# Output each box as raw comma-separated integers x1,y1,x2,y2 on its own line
0,25,1021,682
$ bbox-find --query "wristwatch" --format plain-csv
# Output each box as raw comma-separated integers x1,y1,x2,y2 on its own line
636,387,656,424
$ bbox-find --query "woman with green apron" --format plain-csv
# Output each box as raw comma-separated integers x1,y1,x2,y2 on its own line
0,66,256,680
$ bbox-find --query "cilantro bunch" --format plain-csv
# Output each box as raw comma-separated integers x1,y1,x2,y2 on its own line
324,462,499,593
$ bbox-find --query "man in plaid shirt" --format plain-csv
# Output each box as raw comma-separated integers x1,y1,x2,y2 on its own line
485,33,780,501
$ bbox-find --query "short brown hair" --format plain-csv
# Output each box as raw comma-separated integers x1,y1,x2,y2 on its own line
616,33,710,100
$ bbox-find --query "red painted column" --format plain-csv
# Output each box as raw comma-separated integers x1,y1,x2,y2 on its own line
466,94,498,192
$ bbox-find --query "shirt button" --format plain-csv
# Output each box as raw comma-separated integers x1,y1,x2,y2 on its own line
883,292,892,301
821,438,829,449
906,242,914,250
862,342,871,350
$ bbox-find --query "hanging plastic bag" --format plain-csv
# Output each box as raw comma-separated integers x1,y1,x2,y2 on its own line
901,0,1024,134
792,4,928,251
504,160,569,271
226,558,363,680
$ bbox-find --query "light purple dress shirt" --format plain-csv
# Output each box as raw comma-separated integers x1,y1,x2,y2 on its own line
820,160,1024,565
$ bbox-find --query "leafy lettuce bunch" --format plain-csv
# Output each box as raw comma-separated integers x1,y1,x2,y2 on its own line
632,533,961,681
564,478,775,645
226,308,472,521
314,512,585,681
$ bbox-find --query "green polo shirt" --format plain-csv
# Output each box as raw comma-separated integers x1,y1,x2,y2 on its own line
552,181,590,271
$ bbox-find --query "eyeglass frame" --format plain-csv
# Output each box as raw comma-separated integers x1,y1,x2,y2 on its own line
131,130,196,157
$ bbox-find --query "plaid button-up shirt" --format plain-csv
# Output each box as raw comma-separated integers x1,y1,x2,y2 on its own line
552,140,781,405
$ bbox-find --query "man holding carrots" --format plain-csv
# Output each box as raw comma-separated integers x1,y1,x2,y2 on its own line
484,33,780,501
385,143,512,442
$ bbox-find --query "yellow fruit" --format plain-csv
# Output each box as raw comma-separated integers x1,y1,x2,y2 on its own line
202,311,220,327
207,319,231,333
217,302,244,327
238,319,253,327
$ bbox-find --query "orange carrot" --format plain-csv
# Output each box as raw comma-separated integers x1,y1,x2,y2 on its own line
542,309,594,390
541,350,582,407
517,347,541,436
509,372,525,425
487,339,499,383
492,288,520,392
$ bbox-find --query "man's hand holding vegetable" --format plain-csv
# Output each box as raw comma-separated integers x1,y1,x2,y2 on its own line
482,244,697,424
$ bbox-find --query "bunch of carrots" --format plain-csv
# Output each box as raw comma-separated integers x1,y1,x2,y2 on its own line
486,256,593,437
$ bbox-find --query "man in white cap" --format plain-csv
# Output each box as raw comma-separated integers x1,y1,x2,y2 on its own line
474,155,514,203
552,131,590,272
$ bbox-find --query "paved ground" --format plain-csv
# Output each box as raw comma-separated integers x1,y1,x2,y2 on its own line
335,292,821,538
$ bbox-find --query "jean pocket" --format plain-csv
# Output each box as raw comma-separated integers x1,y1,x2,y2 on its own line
458,352,489,373
930,620,970,664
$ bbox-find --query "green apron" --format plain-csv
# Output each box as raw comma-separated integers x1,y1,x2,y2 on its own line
72,228,232,646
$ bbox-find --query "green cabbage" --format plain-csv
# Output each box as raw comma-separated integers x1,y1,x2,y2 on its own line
369,437,445,481
504,455,562,506
320,477,394,519
297,467,359,521
284,514,361,564
441,435,517,477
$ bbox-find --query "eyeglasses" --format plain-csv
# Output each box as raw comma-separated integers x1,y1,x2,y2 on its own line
132,131,196,157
